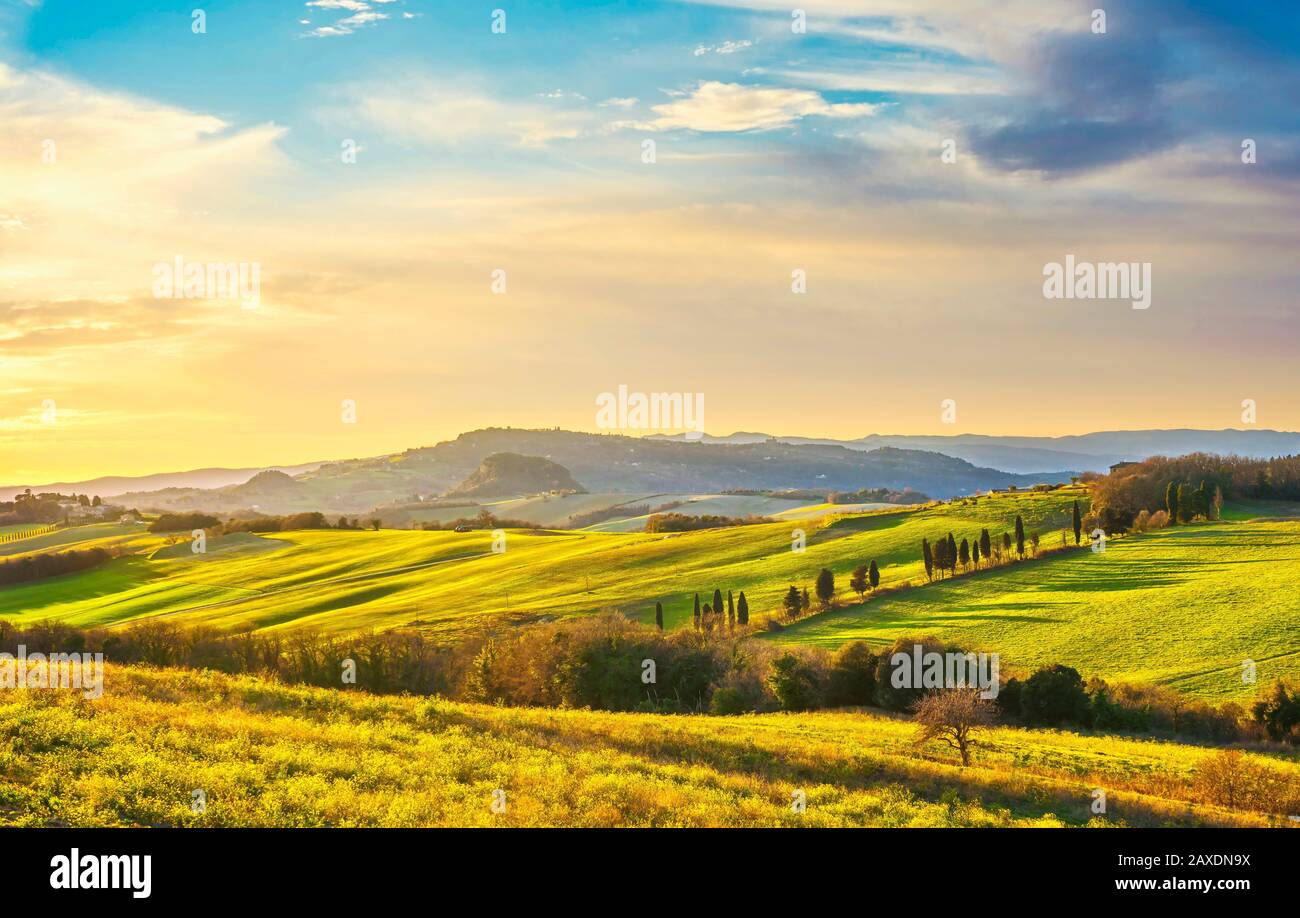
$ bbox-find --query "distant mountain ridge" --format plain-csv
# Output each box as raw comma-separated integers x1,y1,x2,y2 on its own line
16,426,1299,517
86,427,1075,515
646,428,1300,474
0,462,323,502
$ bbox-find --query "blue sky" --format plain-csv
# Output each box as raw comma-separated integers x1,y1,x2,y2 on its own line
3,0,1300,479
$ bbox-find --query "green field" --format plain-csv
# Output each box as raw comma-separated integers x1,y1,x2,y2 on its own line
775,519,1300,699
0,521,154,557
2,488,1298,699
3,663,1293,827
0,489,1082,638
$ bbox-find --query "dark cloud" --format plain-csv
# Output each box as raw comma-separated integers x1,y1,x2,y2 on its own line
969,32,1181,175
969,0,1300,176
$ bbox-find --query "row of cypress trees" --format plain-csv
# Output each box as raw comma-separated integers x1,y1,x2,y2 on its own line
922,515,1031,581
655,588,749,632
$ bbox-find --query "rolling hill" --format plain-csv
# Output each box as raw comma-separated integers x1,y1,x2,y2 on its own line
0,488,1081,638
447,453,586,498
101,427,1073,516
3,488,1296,700
3,663,1292,827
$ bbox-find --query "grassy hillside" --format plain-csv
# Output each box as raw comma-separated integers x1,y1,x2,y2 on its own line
0,489,1082,640
5,488,1297,700
0,521,156,557
775,518,1300,699
1,663,1292,827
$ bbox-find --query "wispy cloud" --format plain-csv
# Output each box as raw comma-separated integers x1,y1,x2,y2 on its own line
640,81,878,133
303,0,405,38
319,79,591,147
693,39,753,56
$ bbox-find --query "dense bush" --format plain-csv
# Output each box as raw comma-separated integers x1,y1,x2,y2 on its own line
873,637,964,712
0,547,112,586
0,618,459,696
149,512,220,533
766,650,826,711
645,512,771,533
1018,664,1091,726
824,641,877,706
223,512,330,533
1252,680,1300,744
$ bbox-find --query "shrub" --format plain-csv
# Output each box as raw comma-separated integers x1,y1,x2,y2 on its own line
766,651,825,711
1020,664,1091,726
824,641,877,707
709,686,749,715
995,677,1022,720
872,636,963,712
1252,680,1300,744
1194,749,1300,815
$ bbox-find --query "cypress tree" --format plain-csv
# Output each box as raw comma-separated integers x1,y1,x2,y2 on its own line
693,593,701,630
727,590,735,631
1072,500,1082,545
972,539,980,567
713,589,724,623
850,564,869,600
815,568,835,607
947,533,957,574
980,528,991,564
737,591,749,626
654,601,664,631
1165,481,1179,525
1176,483,1190,524
922,538,934,581
1014,516,1025,558
868,559,879,590
959,538,970,569
783,586,801,619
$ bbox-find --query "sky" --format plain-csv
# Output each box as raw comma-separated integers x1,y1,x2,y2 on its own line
2,0,1299,482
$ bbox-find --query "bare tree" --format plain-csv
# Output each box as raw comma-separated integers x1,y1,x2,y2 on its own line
912,689,996,767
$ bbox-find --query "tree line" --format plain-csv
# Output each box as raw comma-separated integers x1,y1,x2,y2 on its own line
7,615,1293,756
1090,453,1295,530
920,512,1061,582
675,588,750,632
0,547,113,587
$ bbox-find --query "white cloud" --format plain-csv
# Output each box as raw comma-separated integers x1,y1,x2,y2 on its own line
643,81,878,133
775,63,1007,96
693,39,753,57
599,97,638,109
320,80,590,148
304,0,406,37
